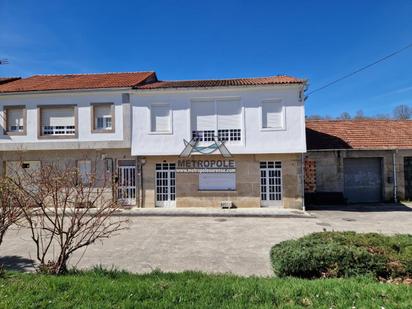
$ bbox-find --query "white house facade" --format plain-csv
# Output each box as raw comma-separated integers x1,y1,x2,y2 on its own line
0,72,307,209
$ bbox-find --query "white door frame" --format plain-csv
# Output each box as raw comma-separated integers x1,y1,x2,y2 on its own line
155,162,176,208
117,160,136,206
260,161,283,207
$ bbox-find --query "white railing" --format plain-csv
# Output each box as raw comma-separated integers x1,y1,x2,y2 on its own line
192,129,241,142
42,125,75,136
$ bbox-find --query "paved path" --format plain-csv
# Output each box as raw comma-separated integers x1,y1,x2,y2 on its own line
1,205,412,277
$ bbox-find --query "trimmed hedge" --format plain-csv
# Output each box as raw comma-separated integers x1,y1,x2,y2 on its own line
271,232,412,279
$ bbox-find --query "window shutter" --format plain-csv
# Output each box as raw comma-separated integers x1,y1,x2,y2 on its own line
94,105,111,118
7,109,23,128
262,101,283,129
151,105,170,132
217,99,241,129
191,101,216,131
42,107,75,126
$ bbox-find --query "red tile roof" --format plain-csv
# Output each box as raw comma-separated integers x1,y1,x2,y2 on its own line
135,75,305,89
306,120,412,150
0,72,156,93
0,77,21,85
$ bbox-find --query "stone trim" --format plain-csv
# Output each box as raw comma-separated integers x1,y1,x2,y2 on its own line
3,105,27,136
90,102,115,134
37,104,78,139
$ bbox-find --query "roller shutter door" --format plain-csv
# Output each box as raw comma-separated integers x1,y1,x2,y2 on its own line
343,158,382,203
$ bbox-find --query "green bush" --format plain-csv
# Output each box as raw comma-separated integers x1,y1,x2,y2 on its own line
271,231,412,279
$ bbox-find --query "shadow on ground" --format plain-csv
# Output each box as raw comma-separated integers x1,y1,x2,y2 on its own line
0,255,34,272
307,203,412,212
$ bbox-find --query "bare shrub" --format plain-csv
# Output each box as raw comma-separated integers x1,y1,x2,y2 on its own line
8,161,127,274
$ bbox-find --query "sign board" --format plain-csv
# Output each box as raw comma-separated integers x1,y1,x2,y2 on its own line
176,159,236,173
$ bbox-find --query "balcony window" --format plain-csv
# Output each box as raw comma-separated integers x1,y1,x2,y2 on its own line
4,106,26,135
39,105,77,138
191,98,241,143
92,103,114,133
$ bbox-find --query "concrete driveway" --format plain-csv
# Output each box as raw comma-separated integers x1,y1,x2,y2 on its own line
1,204,412,277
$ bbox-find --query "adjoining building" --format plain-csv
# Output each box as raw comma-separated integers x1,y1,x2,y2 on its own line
0,72,307,209
305,120,412,205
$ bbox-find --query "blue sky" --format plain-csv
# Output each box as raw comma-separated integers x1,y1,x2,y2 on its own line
1,0,412,117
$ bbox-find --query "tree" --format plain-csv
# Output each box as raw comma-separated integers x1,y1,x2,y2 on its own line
354,110,367,120
0,179,22,247
8,162,127,274
375,113,391,120
338,112,351,120
393,105,412,120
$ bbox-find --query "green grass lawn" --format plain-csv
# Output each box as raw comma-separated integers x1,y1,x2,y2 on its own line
0,270,411,308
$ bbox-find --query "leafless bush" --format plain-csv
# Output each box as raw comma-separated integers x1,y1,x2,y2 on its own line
8,161,127,274
0,178,22,247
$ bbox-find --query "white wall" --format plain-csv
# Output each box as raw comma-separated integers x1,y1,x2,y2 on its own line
0,90,130,150
132,85,306,156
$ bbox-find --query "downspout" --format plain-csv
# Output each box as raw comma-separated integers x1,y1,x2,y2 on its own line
138,157,146,208
301,153,306,211
393,150,398,203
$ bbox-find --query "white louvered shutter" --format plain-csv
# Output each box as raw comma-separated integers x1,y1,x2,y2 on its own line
217,99,241,130
7,108,23,130
191,101,216,131
262,101,283,129
151,104,170,132
42,107,75,126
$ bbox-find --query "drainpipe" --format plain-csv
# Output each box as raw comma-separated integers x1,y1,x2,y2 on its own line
138,157,146,208
393,150,398,203
301,153,306,211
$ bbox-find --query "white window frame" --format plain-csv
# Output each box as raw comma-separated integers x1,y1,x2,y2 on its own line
148,103,173,135
260,99,286,131
96,115,112,130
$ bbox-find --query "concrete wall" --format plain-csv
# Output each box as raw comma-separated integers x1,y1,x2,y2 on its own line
306,149,412,202
132,85,306,156
141,153,303,209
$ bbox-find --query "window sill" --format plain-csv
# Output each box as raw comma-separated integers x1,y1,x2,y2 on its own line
4,131,26,136
91,129,115,134
38,134,78,140
260,127,286,132
198,190,237,192
148,131,173,135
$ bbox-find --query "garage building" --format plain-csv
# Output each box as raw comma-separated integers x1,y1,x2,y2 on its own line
305,120,412,205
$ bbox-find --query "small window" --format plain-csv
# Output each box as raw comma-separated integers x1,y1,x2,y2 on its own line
150,104,171,133
122,93,130,103
261,100,284,129
4,106,26,135
199,173,236,191
78,160,91,184
92,103,114,133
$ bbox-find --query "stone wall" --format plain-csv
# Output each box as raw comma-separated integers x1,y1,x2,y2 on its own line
306,149,412,202
141,153,303,209
0,148,134,206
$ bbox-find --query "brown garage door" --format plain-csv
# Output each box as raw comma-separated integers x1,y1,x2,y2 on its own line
343,158,382,203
